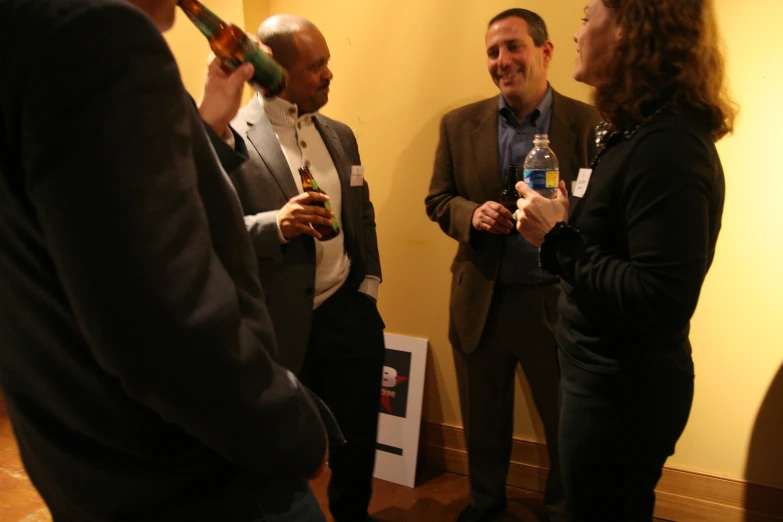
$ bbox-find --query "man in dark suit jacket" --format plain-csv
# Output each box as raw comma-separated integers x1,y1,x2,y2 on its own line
226,15,385,522
425,9,600,522
0,1,331,520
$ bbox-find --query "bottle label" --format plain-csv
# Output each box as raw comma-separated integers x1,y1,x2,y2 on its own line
307,176,339,233
523,169,559,190
323,200,338,232
243,41,284,90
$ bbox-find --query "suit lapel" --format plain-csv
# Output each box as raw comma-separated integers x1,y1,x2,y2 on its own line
550,91,590,221
313,115,352,199
243,97,300,200
472,98,501,202
549,91,578,184
313,114,357,242
550,90,585,222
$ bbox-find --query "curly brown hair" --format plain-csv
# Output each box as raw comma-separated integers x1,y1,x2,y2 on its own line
595,0,737,140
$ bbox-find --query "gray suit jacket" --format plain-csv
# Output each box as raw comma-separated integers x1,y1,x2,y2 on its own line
425,90,601,355
230,96,382,374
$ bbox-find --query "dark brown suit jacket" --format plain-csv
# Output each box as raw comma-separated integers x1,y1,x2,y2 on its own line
425,91,600,354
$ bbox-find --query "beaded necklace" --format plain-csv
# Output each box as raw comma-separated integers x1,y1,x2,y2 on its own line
589,106,666,169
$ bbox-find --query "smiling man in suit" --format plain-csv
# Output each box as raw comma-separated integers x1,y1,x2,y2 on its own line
226,14,385,522
425,9,600,522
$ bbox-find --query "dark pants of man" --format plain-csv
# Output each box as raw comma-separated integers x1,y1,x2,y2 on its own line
300,282,386,522
557,345,694,521
453,283,565,521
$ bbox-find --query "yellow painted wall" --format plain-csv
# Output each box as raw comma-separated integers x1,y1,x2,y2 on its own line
675,0,783,489
167,0,783,490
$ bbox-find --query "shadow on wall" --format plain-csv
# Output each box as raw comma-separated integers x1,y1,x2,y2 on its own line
376,94,546,432
744,363,783,520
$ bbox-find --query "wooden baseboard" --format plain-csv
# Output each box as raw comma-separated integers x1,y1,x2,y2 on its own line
419,422,783,522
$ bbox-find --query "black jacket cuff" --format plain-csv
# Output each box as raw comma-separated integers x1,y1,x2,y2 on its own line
539,221,585,277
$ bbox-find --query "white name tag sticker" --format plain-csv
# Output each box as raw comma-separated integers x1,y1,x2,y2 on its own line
350,165,364,187
572,168,592,198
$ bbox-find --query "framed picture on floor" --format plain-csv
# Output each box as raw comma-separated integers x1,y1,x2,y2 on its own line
373,332,428,488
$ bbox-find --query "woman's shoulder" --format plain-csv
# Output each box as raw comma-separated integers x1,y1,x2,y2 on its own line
637,109,714,145
622,110,722,189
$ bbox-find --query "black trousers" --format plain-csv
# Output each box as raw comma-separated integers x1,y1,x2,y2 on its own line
557,345,694,521
453,283,565,520
299,282,386,521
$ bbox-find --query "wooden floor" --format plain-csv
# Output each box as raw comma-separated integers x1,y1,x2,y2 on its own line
0,400,51,522
0,397,665,522
311,468,553,522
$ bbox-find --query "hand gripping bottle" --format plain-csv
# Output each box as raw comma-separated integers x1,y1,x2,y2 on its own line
298,166,339,241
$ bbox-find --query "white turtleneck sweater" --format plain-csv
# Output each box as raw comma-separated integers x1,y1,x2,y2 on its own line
261,95,352,309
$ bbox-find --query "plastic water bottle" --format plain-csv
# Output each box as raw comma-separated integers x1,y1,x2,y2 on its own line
523,134,559,199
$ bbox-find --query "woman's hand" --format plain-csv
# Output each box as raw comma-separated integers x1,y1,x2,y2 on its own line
514,180,569,246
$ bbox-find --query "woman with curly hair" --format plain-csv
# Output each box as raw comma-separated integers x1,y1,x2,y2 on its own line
513,0,737,519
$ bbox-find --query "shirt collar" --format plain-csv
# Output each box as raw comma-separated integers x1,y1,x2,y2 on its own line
260,94,316,128
498,84,553,127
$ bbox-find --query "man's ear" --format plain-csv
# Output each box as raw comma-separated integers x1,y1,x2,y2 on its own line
542,40,554,68
255,37,275,59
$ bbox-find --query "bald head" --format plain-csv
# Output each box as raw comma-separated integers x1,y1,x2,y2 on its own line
257,14,316,69
258,14,332,112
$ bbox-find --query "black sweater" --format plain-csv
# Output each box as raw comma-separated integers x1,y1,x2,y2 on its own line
541,111,725,372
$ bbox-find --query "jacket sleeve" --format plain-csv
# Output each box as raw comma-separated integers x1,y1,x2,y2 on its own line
223,139,288,264
541,128,721,332
425,115,480,245
20,5,326,479
244,211,288,264
346,131,382,280
204,121,248,173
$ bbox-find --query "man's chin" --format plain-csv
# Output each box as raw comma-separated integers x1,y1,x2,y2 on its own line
499,86,521,101
129,0,177,32
316,93,329,109
159,16,176,32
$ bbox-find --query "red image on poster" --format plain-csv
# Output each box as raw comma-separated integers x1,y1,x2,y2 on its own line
380,349,410,417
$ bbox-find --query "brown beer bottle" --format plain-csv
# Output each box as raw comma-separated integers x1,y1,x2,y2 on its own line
298,166,339,241
178,0,288,96
500,164,520,211
500,165,520,234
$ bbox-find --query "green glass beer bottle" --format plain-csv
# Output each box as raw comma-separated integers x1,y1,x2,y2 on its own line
178,0,288,96
298,166,339,241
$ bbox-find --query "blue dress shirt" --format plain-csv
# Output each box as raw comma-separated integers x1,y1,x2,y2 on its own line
497,86,559,286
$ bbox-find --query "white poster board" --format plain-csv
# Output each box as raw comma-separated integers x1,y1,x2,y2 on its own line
373,333,428,488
